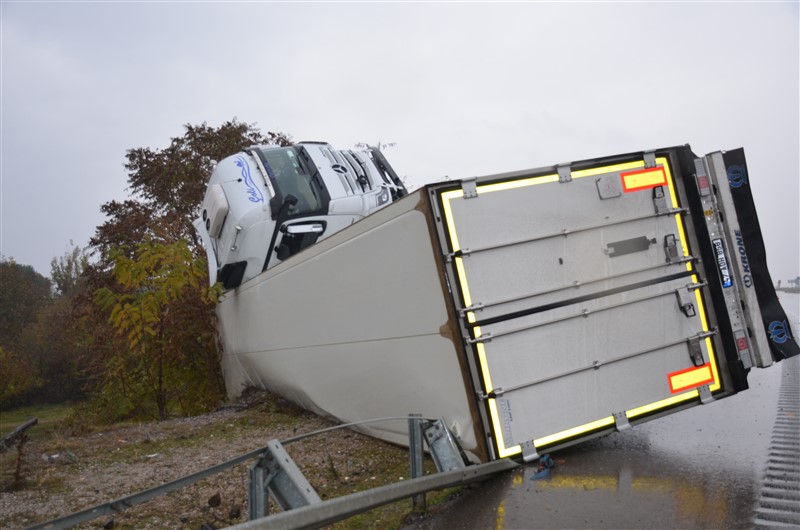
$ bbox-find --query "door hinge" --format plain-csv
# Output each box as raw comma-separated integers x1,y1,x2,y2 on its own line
698,385,714,404
461,177,478,199
521,440,539,462
613,411,631,431
557,164,572,183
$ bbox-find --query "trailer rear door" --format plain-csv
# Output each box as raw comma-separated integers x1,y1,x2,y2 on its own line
433,151,740,460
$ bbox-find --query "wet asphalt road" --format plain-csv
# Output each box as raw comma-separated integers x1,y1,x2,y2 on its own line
410,294,799,530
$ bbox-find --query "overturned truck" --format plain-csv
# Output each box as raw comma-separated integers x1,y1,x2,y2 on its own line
195,142,798,463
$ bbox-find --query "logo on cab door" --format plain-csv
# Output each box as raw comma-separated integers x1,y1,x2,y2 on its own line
235,155,264,204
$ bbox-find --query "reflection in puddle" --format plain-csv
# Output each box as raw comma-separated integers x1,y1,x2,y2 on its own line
490,438,756,529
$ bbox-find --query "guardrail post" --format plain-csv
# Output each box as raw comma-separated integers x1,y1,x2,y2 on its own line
424,418,467,472
248,439,321,520
249,459,269,519
31,415,477,529
408,413,426,512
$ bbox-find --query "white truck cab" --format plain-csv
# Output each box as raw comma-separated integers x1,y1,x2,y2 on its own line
194,142,407,289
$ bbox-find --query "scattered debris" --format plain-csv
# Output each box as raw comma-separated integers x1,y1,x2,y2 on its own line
42,451,78,464
207,492,221,508
531,454,557,480
0,389,420,529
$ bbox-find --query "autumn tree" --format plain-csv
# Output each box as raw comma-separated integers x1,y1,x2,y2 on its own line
0,245,95,407
0,257,52,408
50,240,89,298
82,119,292,420
0,256,52,351
90,120,292,265
15,243,93,403
95,240,221,420
0,346,37,408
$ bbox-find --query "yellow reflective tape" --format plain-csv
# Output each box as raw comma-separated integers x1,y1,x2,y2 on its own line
659,157,720,391
533,416,616,448
706,340,720,391
441,190,477,322
660,158,693,274
453,258,476,321
489,399,521,458
626,389,699,419
696,285,721,391
441,189,517,457
476,174,559,195
572,161,645,179
440,189,464,250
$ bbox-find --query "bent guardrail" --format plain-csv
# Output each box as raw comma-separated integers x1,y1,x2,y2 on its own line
28,415,517,530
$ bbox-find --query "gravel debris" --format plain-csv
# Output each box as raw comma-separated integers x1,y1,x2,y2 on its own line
0,391,419,529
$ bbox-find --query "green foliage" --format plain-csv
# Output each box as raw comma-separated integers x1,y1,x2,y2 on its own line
16,297,87,403
0,256,52,351
0,346,40,409
2,242,95,407
78,119,291,422
49,241,89,298
0,402,75,440
3,121,291,414
0,256,66,408
93,239,223,421
90,120,292,266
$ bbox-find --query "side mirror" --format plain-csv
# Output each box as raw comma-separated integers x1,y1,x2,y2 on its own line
218,261,247,289
275,244,291,261
283,194,298,207
269,193,298,218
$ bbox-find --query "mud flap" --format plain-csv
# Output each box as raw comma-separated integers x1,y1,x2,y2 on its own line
722,149,799,362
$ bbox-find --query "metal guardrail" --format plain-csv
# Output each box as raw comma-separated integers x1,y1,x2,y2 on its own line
28,415,517,530
228,458,519,530
245,416,481,520
28,447,262,530
1,418,38,453
28,416,417,530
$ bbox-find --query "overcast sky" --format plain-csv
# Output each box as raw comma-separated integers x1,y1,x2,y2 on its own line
1,2,798,283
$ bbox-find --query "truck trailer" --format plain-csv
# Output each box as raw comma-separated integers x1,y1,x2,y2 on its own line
195,143,798,463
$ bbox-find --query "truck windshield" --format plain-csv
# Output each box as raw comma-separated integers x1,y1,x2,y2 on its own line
258,147,327,216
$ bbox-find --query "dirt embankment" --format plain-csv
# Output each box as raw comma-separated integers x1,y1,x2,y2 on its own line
0,392,434,530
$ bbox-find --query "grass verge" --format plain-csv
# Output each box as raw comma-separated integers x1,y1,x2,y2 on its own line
0,403,75,442
0,392,473,529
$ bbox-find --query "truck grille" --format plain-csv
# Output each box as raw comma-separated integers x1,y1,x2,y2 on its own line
320,146,369,196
